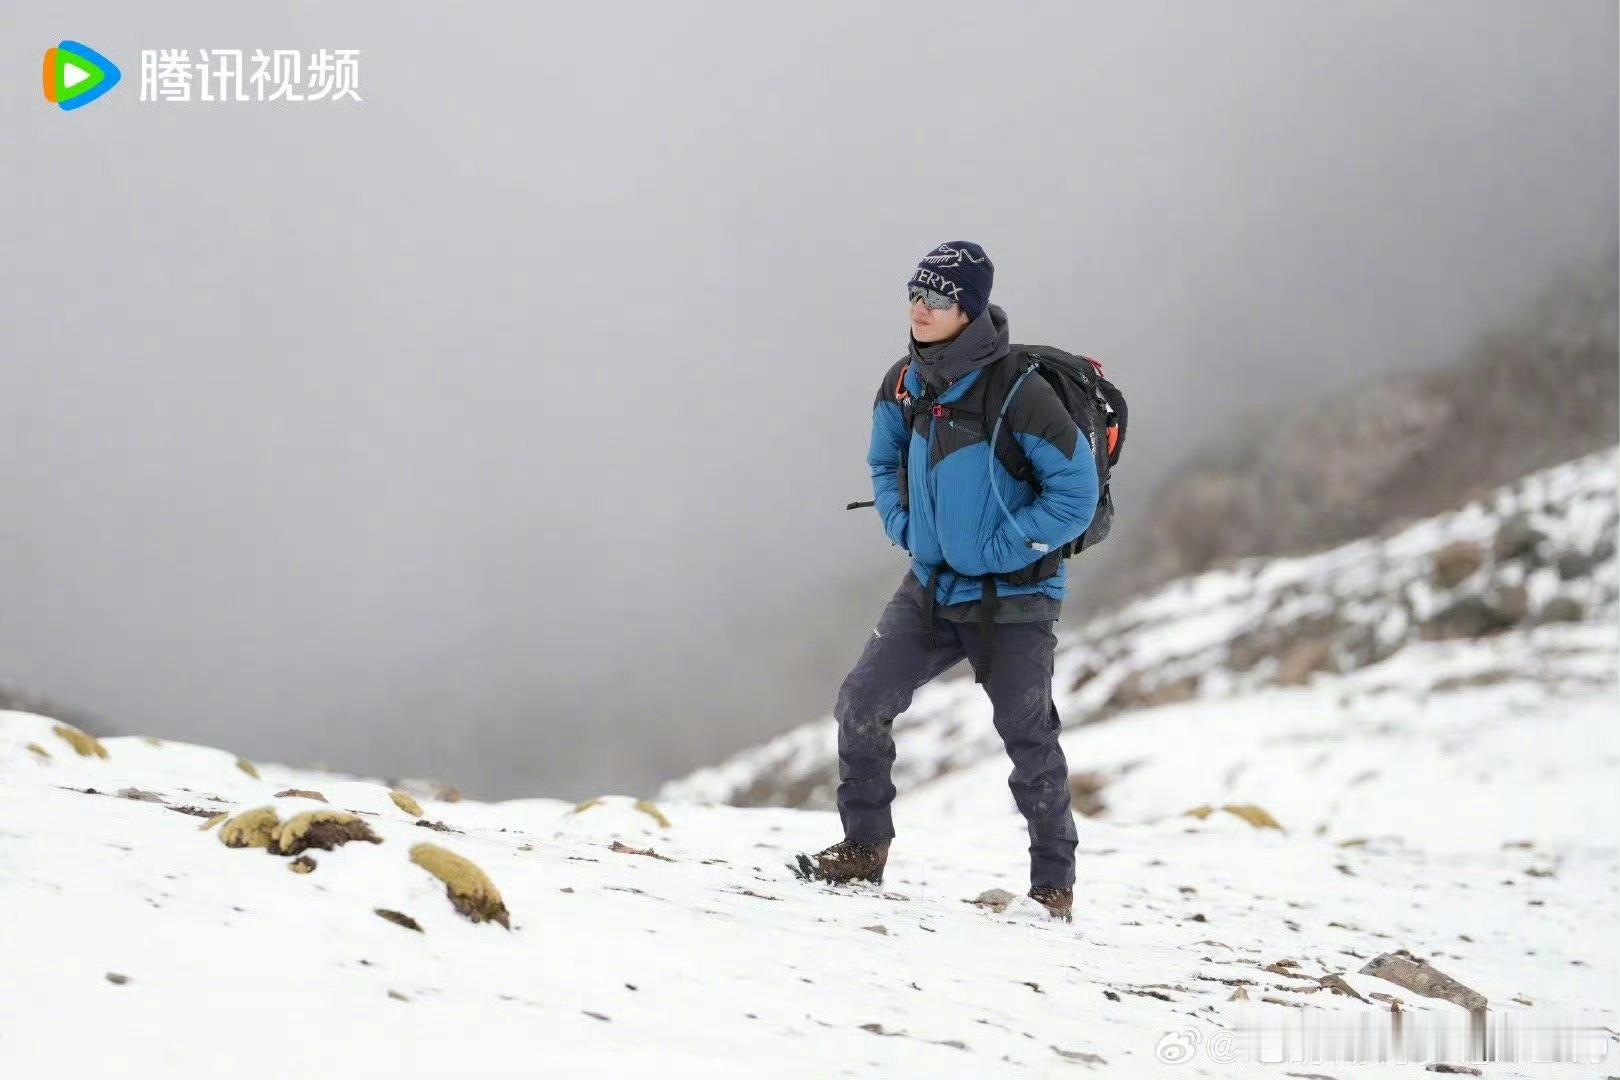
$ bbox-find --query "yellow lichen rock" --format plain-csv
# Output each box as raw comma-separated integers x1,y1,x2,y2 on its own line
409,843,510,929
1220,804,1284,831
1183,803,1285,832
143,736,163,747
274,788,328,802
220,807,280,848
570,796,603,815
52,723,108,759
269,811,381,856
390,790,424,818
26,742,51,760
199,812,229,831
634,799,672,828
236,758,260,779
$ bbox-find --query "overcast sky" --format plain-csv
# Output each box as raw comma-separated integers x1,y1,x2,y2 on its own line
3,1,1615,799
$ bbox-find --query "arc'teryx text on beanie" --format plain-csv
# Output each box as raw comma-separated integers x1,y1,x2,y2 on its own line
908,241,994,321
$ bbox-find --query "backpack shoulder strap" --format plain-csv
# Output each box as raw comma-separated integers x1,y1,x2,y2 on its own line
982,349,1040,483
985,356,1051,552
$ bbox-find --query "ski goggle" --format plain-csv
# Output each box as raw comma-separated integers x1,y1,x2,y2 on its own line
908,285,956,311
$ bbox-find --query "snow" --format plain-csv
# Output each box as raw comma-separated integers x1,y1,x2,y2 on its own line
4,675,1614,1076
3,449,1617,1077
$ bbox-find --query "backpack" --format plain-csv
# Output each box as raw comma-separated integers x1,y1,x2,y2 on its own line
985,344,1127,568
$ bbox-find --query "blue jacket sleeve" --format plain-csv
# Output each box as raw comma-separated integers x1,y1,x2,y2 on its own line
983,380,1099,573
868,376,910,550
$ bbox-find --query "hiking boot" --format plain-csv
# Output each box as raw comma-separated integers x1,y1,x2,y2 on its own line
801,838,891,885
1028,884,1073,922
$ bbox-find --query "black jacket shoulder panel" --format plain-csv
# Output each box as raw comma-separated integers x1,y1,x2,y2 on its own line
1005,366,1079,459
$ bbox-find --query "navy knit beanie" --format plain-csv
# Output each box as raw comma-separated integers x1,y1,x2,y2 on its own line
908,241,994,321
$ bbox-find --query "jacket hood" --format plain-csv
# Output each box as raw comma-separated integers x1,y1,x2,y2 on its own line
908,303,1010,393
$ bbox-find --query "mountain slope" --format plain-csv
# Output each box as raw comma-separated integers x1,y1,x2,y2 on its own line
662,447,1616,811
1079,249,1618,611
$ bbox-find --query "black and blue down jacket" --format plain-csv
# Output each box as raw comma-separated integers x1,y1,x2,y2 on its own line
868,304,1100,607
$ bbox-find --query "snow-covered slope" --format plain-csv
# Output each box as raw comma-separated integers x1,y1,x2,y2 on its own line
661,447,1618,812
3,449,1616,1077
5,647,1616,1078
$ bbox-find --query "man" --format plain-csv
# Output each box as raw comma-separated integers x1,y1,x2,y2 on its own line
801,241,1100,922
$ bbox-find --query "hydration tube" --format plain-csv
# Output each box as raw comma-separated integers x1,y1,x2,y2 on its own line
987,365,1049,553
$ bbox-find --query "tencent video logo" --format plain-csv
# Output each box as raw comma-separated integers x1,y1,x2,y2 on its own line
42,40,121,111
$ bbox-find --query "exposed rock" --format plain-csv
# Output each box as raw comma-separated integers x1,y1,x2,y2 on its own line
609,840,674,861
1422,591,1522,639
105,972,129,985
1492,583,1530,622
269,811,382,856
166,804,219,819
117,787,164,803
389,790,424,818
199,811,229,831
1555,549,1596,581
1536,595,1585,624
1493,514,1548,564
375,908,423,932
1360,952,1486,1012
1319,973,1368,1002
1067,771,1109,818
289,856,317,874
1275,636,1339,686
219,807,280,849
274,788,327,802
1424,1066,1482,1076
409,843,510,929
1432,541,1484,588
52,723,108,759
1108,671,1198,710
967,888,1019,913
1184,803,1284,831
634,799,672,827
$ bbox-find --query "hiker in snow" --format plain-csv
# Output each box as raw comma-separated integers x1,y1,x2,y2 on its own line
799,241,1109,922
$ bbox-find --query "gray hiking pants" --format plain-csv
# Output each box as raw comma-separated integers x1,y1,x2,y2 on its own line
834,578,1078,888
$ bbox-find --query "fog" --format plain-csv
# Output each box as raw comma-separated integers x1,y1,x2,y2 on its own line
3,1,1615,798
